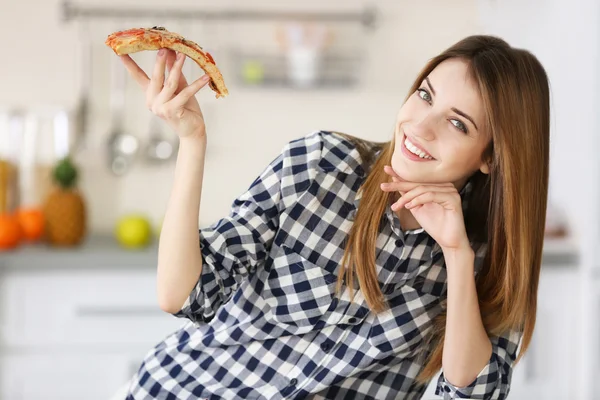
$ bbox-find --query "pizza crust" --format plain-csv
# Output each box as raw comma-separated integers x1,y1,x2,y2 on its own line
105,27,228,98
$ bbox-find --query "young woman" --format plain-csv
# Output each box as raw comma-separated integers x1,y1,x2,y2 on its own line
120,35,549,399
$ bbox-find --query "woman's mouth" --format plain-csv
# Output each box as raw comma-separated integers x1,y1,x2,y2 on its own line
400,135,435,161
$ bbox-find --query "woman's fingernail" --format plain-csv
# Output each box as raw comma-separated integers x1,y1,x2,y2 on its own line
177,52,184,60
158,49,165,56
201,75,210,82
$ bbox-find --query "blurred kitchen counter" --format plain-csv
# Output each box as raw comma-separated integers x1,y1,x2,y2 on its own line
0,235,158,270
0,234,580,270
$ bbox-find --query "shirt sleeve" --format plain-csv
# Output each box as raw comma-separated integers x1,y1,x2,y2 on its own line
435,329,522,400
172,147,286,324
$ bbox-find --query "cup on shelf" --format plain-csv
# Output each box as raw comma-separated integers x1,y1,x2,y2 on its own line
276,22,331,88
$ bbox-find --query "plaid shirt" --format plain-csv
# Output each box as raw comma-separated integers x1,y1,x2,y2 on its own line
126,131,521,400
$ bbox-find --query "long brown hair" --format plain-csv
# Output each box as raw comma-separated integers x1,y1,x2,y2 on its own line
334,35,550,382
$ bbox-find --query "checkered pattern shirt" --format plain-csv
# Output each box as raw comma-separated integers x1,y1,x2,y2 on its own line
126,131,521,400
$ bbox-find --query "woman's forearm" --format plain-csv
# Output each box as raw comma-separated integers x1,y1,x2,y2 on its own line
157,135,207,313
441,247,493,387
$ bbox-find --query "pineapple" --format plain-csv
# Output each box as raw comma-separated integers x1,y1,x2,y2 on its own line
43,156,87,246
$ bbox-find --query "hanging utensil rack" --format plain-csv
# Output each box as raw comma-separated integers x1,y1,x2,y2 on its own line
60,1,379,30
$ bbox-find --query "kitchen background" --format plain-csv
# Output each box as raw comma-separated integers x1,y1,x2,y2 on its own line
0,0,597,399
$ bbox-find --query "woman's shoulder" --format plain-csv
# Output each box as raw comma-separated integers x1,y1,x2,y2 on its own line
283,130,386,177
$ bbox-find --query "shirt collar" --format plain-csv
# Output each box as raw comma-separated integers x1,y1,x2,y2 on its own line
317,139,367,177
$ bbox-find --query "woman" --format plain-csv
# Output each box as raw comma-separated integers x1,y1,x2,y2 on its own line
120,35,549,399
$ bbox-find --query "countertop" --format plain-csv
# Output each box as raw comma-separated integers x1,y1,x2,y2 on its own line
0,235,580,270
0,235,158,270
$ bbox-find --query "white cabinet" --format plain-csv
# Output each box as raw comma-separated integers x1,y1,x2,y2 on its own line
0,268,184,348
0,352,144,400
508,267,578,400
0,265,186,400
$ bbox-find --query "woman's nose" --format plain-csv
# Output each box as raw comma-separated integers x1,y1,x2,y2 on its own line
412,114,436,141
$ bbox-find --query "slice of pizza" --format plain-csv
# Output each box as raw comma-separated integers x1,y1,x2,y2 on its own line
105,26,228,99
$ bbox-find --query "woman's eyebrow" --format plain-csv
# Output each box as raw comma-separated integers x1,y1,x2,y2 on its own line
425,77,436,95
426,76,479,131
451,107,479,130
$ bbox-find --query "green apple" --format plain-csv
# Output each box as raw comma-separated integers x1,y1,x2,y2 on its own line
242,60,264,84
115,214,152,249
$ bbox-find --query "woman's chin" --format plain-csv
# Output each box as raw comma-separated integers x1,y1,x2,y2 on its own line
390,154,412,180
390,154,433,183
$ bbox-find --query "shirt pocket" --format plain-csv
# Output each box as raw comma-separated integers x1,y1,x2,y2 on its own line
264,243,367,334
367,285,440,358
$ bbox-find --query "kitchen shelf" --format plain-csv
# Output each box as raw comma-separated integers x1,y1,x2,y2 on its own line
231,51,361,90
60,1,379,30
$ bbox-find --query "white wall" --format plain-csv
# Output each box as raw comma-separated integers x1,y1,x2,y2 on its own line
479,0,600,245
478,1,600,399
0,0,482,233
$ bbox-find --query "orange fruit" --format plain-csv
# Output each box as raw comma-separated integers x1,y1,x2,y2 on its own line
16,208,45,242
0,213,22,250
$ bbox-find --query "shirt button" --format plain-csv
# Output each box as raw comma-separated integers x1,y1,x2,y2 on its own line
289,378,298,386
347,210,356,221
395,239,403,247
348,317,357,324
320,342,330,352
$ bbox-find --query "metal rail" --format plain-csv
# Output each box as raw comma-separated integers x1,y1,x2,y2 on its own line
60,1,379,29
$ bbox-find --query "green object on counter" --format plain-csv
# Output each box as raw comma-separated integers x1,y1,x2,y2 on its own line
115,214,153,249
242,60,265,84
53,157,78,188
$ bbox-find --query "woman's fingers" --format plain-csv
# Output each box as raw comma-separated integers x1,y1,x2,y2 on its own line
383,183,455,196
381,180,443,195
164,75,211,114
156,52,186,105
163,50,189,97
402,191,461,210
385,184,456,211
165,49,177,73
119,55,149,90
381,181,418,192
147,49,168,107
392,187,460,211
166,51,190,91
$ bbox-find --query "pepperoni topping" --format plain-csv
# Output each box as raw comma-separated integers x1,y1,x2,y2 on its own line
114,28,145,37
205,52,215,65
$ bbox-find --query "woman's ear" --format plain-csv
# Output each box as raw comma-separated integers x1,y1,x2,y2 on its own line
479,161,490,175
479,142,493,175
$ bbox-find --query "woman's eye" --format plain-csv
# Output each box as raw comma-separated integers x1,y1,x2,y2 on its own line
417,88,432,103
450,119,468,133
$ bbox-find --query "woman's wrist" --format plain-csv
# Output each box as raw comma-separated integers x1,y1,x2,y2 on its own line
443,244,475,275
441,239,473,258
179,131,207,152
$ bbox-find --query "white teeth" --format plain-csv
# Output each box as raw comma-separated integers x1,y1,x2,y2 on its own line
404,138,433,159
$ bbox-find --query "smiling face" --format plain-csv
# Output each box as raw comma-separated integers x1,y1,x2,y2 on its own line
391,58,491,189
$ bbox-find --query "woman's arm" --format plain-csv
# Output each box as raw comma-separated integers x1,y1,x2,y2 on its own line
120,49,213,313
157,137,207,313
378,170,519,398
441,246,493,387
